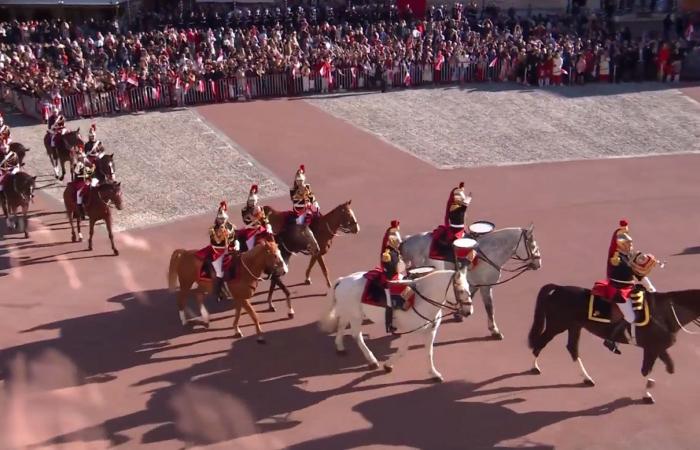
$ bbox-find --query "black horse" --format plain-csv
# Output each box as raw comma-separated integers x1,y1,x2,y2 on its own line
1,171,36,238
92,153,116,184
527,283,700,404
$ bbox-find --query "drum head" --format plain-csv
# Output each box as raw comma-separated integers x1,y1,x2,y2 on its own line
407,266,435,278
452,238,478,250
469,221,495,235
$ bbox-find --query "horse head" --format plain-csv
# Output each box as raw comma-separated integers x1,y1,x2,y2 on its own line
261,239,288,277
452,267,473,317
96,153,116,182
520,223,542,270
337,200,360,233
100,181,123,210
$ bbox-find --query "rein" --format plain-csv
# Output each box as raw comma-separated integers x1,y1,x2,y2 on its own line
470,229,538,288
669,301,700,335
241,253,264,282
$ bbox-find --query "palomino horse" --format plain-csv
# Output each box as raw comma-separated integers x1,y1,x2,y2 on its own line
0,171,36,238
167,238,288,343
528,284,700,404
400,225,541,339
63,181,123,255
43,129,83,181
9,142,30,166
262,222,321,318
319,268,472,381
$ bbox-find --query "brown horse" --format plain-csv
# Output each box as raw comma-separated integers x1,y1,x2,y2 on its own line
167,238,288,343
0,171,36,238
62,181,123,255
43,129,83,181
527,284,700,404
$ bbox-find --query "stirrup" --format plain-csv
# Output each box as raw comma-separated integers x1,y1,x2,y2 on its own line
603,340,622,355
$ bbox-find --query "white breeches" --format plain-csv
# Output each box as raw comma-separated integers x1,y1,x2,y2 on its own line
618,300,636,323
212,254,224,278
385,289,392,307
90,178,99,187
295,212,307,225
77,190,84,204
246,235,256,250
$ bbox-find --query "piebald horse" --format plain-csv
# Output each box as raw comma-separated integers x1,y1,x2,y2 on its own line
400,225,542,338
168,238,288,343
319,268,472,381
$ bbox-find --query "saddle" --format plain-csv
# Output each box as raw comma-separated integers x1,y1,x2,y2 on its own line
195,251,238,282
429,225,464,262
588,285,650,326
361,269,416,310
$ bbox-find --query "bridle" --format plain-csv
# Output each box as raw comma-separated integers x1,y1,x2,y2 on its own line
324,205,359,237
471,228,540,288
96,184,120,210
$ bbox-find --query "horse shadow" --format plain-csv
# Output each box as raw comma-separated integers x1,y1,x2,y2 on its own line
284,379,638,450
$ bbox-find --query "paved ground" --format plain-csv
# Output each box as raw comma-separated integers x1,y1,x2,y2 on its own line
1,91,699,450
8,108,286,231
308,84,700,168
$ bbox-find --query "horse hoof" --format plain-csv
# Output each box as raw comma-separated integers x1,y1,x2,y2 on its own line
383,364,393,373
267,305,276,312
71,235,77,242
287,312,295,319
24,232,29,239
304,279,312,285
491,331,504,340
583,378,596,387
257,336,267,344
233,331,243,338
431,375,444,383
113,249,119,256
368,362,379,370
643,394,655,405
530,367,542,375
646,379,656,389
336,349,347,356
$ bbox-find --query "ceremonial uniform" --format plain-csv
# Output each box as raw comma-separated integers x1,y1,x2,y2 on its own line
439,182,471,249
48,110,66,148
84,123,104,161
73,153,96,219
206,201,237,301
241,184,259,226
381,220,405,332
241,205,272,251
0,112,10,142
0,141,20,189
290,164,320,225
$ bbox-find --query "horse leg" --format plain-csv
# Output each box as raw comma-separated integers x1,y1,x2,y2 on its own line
266,276,278,312
349,316,379,370
383,330,409,374
177,281,193,327
76,213,83,241
480,286,503,340
195,292,210,328
641,347,660,404
304,255,317,285
275,276,293,318
425,314,444,382
335,316,350,355
21,204,29,238
531,325,565,375
232,302,244,338
87,217,95,251
659,349,675,374
66,209,77,242
317,254,333,288
241,299,266,344
105,215,118,256
566,326,595,386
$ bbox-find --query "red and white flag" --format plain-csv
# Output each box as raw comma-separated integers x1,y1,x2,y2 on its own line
126,74,139,86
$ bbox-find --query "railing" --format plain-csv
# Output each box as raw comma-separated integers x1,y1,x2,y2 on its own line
1,58,681,122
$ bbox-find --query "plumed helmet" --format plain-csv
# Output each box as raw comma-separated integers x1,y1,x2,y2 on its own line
247,184,259,205
294,164,306,183
384,219,401,249
216,200,229,221
88,123,96,140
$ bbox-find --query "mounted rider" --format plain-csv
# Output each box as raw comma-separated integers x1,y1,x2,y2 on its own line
47,107,66,149
381,220,409,332
0,112,10,142
290,164,320,225
0,137,21,210
72,145,96,219
603,219,659,355
241,184,259,226
84,123,104,161
444,182,471,238
205,201,237,302
241,204,273,251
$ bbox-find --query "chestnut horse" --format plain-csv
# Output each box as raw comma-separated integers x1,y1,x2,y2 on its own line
167,238,288,343
43,129,83,181
63,181,123,255
0,171,36,238
528,284,700,404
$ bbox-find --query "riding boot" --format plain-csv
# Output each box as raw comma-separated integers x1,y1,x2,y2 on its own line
603,320,628,355
211,277,224,303
385,289,397,333
78,204,86,220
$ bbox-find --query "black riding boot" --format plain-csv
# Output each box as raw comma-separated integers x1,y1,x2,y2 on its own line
604,320,628,355
385,306,396,334
211,277,224,303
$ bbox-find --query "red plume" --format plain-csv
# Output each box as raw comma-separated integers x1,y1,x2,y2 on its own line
299,164,305,173
90,123,96,131
219,201,227,211
250,184,258,194
619,219,628,227
458,182,464,188
391,220,400,228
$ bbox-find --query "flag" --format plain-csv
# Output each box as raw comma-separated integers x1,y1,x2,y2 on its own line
245,82,251,98
489,57,498,68
174,77,181,90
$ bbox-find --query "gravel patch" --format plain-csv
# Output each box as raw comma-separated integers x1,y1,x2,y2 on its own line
9,109,285,232
306,84,700,169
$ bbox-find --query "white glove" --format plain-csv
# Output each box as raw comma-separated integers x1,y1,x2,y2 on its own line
232,240,240,251
265,224,273,234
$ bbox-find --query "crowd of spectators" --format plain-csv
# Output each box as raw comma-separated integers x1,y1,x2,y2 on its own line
0,3,696,102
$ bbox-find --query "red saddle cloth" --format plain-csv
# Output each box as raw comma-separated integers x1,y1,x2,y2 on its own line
193,249,236,281
591,280,633,302
361,269,416,308
428,226,477,265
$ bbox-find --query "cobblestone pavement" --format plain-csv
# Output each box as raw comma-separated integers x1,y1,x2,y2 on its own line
307,84,700,169
10,109,286,231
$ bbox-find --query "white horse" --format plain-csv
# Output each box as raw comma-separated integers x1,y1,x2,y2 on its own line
318,269,472,382
400,225,542,339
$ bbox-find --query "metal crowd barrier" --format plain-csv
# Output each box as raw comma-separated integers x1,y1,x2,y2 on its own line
1,60,633,121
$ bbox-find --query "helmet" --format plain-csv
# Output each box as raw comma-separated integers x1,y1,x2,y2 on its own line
383,219,401,250
247,184,259,206
88,123,96,141
294,164,306,185
216,200,229,222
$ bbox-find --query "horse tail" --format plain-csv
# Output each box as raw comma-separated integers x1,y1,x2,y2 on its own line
318,279,341,333
528,284,557,349
167,250,184,292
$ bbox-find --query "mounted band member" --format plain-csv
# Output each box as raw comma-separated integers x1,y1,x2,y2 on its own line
0,112,10,141
48,109,66,148
603,219,659,354
73,151,96,219
206,201,237,301
84,123,104,160
0,139,21,211
444,182,471,235
290,164,320,225
241,205,272,251
241,184,259,226
381,220,406,333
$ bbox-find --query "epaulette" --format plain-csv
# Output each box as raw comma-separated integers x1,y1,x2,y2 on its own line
381,249,392,263
610,252,620,266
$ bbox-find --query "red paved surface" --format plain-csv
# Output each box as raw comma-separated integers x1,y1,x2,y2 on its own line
1,98,699,450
